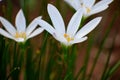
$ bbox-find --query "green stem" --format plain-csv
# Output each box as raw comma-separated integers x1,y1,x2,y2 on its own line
87,10,118,80
2,41,9,80
37,32,48,80
6,67,20,80
81,34,95,80
107,61,120,78
75,66,85,80
19,43,26,66
62,45,75,80
101,28,119,80
12,43,26,80
62,46,69,79
13,42,17,67
44,39,58,80
11,42,19,80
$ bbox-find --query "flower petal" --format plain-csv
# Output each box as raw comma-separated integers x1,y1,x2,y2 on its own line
27,27,44,39
14,38,25,42
75,17,102,38
37,19,55,35
52,31,66,43
15,9,26,32
47,4,65,34
92,0,113,9
94,0,113,8
64,0,80,10
92,0,113,13
102,0,113,4
83,0,95,8
26,16,42,36
67,9,83,37
0,17,16,35
0,28,14,40
89,5,108,16
71,36,88,44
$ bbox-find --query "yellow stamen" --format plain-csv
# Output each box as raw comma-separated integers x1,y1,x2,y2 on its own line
86,7,91,13
15,32,26,39
81,3,91,13
64,34,74,42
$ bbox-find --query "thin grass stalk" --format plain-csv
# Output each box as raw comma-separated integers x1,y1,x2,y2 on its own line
36,32,48,80
20,0,29,26
101,28,119,80
55,0,61,10
72,15,89,80
81,34,95,80
75,66,85,80
106,61,120,79
103,60,120,80
39,0,48,17
36,0,48,79
13,42,17,67
0,36,5,79
15,43,26,80
6,0,12,21
18,43,26,66
64,72,72,80
2,41,10,80
70,45,77,79
11,42,21,80
44,39,57,80
20,0,26,12
65,45,76,80
6,67,20,80
61,45,69,79
87,11,117,80
62,45,76,80
103,2,120,80
25,41,35,80
0,0,13,79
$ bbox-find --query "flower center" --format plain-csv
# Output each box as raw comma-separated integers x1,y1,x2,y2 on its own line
64,34,74,42
14,32,26,39
86,7,91,13
81,3,91,13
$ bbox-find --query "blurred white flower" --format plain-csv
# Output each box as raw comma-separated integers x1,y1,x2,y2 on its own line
65,0,113,17
38,4,102,46
0,9,44,42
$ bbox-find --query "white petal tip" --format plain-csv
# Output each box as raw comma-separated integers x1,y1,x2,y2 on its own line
95,17,102,22
15,38,25,42
79,37,88,42
48,4,52,7
0,16,4,21
36,16,42,20
47,4,54,10
18,9,23,14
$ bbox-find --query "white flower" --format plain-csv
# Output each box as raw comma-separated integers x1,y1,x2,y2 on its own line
65,0,113,17
38,4,102,46
0,9,44,42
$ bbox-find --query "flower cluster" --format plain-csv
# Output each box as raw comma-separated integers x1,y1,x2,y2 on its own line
65,0,113,17
37,4,101,46
0,0,113,46
0,10,44,42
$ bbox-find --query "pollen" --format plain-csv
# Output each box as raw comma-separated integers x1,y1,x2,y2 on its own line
81,3,91,13
15,32,26,39
64,34,74,42
86,7,91,13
